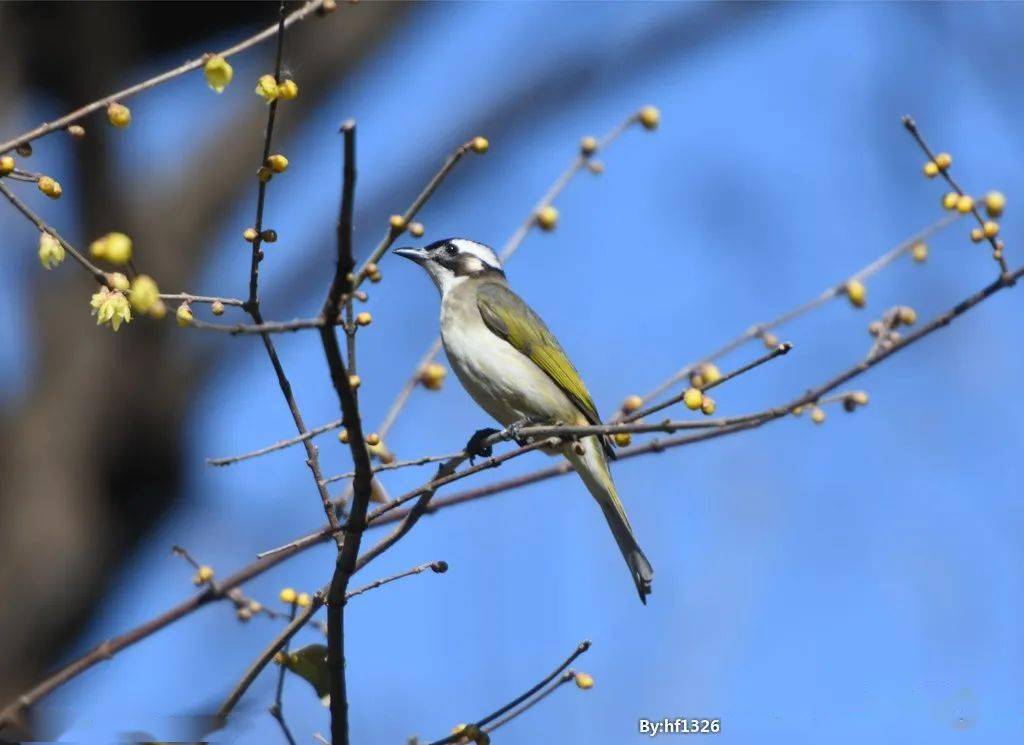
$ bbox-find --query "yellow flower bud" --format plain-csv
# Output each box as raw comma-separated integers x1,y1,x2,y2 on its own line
338,428,350,444
761,331,779,349
348,374,361,390
683,388,703,411
621,394,643,414
129,274,160,313
236,607,252,621
580,136,598,156
100,232,133,264
983,221,999,238
0,155,14,175
420,362,447,390
471,136,489,154
107,102,131,128
897,306,917,325
409,221,425,238
296,592,312,608
38,232,65,269
970,227,983,243
984,190,1006,218
638,105,660,130
700,396,716,416
699,363,721,385
368,269,382,283
613,432,632,447
955,194,974,214
365,433,380,447
851,391,869,406
845,280,866,308
810,407,826,424
204,55,234,93
791,406,804,417
389,214,406,231
243,228,258,242
150,299,167,320
574,672,595,689
211,300,225,316
923,161,938,178
355,311,372,326
107,272,130,292
942,192,958,211
255,74,279,102
279,587,297,604
277,79,299,100
249,600,263,614
537,205,559,231
67,124,86,139
90,287,132,331
934,152,952,170
196,565,214,583
37,176,62,199
176,302,194,327
267,154,289,173
911,241,928,262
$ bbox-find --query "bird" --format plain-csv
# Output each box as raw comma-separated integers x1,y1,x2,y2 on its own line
394,238,653,603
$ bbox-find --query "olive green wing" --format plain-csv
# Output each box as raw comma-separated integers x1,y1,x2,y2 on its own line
476,282,614,457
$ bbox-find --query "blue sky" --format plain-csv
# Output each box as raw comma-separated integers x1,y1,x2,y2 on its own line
3,2,1023,743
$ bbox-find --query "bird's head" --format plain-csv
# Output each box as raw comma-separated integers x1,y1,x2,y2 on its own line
394,238,504,294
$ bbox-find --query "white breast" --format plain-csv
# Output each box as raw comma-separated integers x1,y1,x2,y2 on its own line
440,282,579,427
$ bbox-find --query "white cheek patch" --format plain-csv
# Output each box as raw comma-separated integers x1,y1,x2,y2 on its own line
450,238,502,271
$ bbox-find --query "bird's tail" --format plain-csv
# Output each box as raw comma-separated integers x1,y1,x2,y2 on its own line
564,435,653,604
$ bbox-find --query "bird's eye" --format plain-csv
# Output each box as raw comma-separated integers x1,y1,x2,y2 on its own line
445,245,457,256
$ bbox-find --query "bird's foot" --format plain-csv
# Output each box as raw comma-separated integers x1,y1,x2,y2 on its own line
504,417,539,447
465,427,501,465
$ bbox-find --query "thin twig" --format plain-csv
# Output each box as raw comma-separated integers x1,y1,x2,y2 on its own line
484,672,576,734
345,560,448,601
632,212,961,410
0,0,330,155
902,115,1009,274
208,418,343,467
425,641,591,745
268,603,299,745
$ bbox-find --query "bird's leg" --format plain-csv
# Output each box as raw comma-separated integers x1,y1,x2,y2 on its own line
465,427,501,465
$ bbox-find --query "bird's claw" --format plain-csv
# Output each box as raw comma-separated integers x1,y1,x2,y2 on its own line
506,417,537,447
465,427,500,465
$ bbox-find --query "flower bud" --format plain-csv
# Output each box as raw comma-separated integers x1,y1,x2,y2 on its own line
255,74,279,102
638,105,660,130
107,103,131,128
277,79,299,100
204,55,234,93
470,136,489,154
38,232,65,269
537,206,558,231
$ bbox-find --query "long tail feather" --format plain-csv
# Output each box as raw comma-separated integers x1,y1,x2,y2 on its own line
564,436,653,603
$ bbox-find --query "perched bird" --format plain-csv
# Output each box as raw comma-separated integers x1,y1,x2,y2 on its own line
395,238,653,602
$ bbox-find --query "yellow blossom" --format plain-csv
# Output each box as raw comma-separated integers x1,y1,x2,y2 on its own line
638,105,660,130
104,232,133,264
267,154,289,173
255,74,279,102
845,280,866,308
107,102,131,128
537,205,558,231
955,194,974,214
613,432,632,447
471,136,489,154
204,55,234,93
90,287,132,331
0,156,14,176
279,587,298,604
277,79,299,100
984,191,1006,218
296,592,312,608
420,363,446,390
211,300,225,316
129,274,160,313
38,232,65,269
574,672,595,689
176,302,194,327
37,176,62,198
683,388,703,410
107,272,130,291
911,241,928,262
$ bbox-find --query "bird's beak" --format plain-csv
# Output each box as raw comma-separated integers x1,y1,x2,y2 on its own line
393,247,429,264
